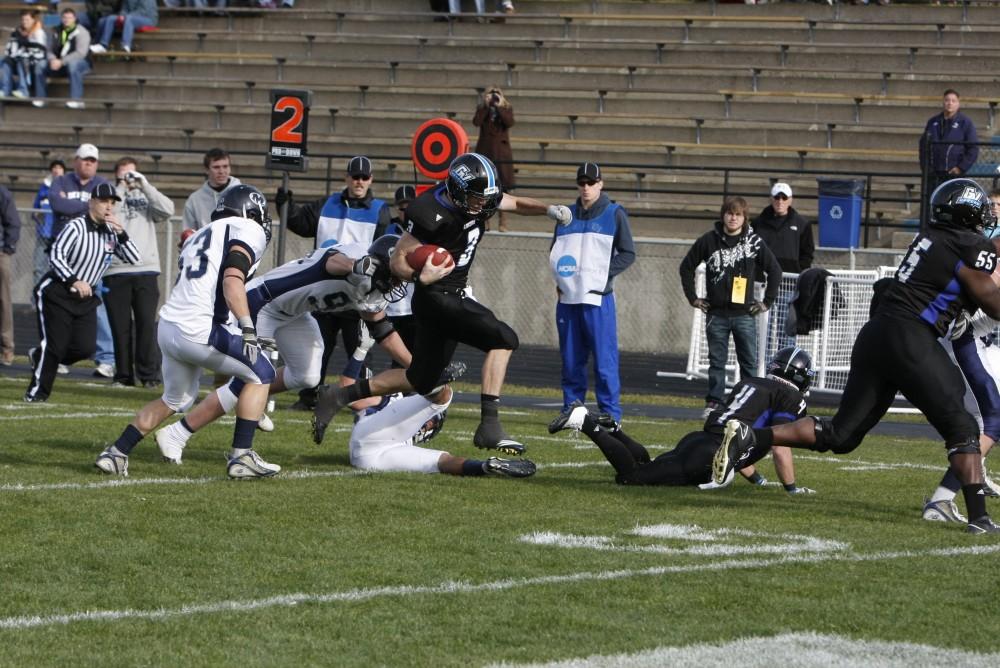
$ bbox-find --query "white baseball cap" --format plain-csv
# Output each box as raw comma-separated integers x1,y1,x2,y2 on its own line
75,143,99,160
770,182,793,198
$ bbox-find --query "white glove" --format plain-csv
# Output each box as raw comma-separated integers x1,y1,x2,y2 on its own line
347,255,379,287
239,316,260,364
546,204,572,226
356,320,376,358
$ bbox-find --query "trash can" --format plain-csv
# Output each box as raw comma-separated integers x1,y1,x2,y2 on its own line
816,178,865,248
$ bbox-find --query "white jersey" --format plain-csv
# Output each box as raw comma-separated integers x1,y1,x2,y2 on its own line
159,216,269,342
968,309,1000,339
249,242,388,320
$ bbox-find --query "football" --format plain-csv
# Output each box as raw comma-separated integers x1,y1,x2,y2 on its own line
406,244,453,271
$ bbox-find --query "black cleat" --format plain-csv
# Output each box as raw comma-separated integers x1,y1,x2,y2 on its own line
967,516,1000,534
473,421,525,456
712,419,756,485
592,411,621,432
312,384,346,444
423,361,467,397
547,400,587,434
484,456,536,478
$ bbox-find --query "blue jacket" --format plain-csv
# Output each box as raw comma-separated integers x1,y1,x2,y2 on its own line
919,111,979,175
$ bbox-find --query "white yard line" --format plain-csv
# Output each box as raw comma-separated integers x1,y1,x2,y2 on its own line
1,544,998,632
0,469,366,493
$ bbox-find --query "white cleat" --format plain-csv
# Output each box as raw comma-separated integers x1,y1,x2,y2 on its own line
922,497,967,523
155,425,187,464
258,413,275,432
95,447,128,476
227,450,281,479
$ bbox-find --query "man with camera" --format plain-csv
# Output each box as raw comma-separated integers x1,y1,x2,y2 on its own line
103,157,174,388
473,85,515,232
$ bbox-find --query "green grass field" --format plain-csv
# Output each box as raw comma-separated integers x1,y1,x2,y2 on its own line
2,372,999,667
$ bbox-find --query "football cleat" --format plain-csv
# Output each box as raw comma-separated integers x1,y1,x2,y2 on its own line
547,400,587,434
966,515,1000,534
982,458,1000,498
473,421,525,456
592,411,621,432
258,412,275,432
95,447,128,477
922,497,967,523
155,425,187,464
227,450,281,479
312,384,347,444
423,361,467,397
712,419,755,485
484,457,536,478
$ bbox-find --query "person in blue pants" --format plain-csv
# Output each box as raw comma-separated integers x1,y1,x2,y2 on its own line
548,162,635,424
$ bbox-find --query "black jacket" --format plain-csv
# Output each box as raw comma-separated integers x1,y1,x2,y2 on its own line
752,205,814,274
679,222,782,317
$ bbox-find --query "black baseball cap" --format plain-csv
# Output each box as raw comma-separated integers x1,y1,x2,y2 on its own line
576,162,601,183
92,182,121,202
347,156,372,178
394,185,416,205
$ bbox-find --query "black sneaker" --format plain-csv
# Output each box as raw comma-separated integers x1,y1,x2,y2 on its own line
547,400,587,434
967,515,1000,534
484,457,536,478
312,384,346,444
593,411,621,432
712,419,755,485
473,421,525,456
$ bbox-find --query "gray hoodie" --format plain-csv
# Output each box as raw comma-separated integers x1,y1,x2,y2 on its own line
182,176,240,230
106,176,174,275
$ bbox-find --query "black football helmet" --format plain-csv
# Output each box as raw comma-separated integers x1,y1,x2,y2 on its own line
367,233,408,302
212,185,273,243
414,410,447,444
446,152,502,217
930,178,997,235
767,346,814,392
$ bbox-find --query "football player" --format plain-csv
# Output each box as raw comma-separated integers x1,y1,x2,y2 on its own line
713,179,1000,534
153,235,412,463
312,152,573,456
549,347,815,491
96,185,280,478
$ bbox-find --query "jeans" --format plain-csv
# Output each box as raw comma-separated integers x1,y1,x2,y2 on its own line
94,282,115,366
33,236,51,287
42,59,90,99
97,14,156,49
0,58,45,97
705,312,757,404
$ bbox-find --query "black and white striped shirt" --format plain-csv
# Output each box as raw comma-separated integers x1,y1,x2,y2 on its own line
49,215,141,287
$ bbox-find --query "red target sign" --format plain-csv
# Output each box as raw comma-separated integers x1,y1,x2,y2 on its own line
411,118,468,180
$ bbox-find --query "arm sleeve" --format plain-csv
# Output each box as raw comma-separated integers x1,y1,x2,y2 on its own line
114,234,142,265
497,105,515,128
48,176,88,220
607,207,635,279
472,104,488,127
1,190,20,251
678,238,705,304
141,182,176,221
799,217,814,270
61,28,89,65
761,244,782,306
49,222,79,284
285,198,323,238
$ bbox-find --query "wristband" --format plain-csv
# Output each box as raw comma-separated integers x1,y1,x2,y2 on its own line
238,315,254,329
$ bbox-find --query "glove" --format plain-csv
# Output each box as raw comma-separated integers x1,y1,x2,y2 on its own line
259,336,278,356
950,310,972,340
239,316,260,364
356,321,376,357
749,301,768,316
348,255,380,286
275,187,293,208
546,204,572,226
787,486,816,495
691,298,709,314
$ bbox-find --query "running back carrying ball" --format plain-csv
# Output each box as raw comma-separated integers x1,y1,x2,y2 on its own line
406,244,453,272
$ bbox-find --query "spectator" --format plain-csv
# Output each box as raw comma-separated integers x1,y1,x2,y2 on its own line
0,9,48,104
25,182,139,402
548,162,635,424
277,155,391,409
163,1,230,9
31,159,65,286
182,147,239,230
920,89,979,193
448,0,514,16
753,181,814,349
43,8,91,110
0,184,20,366
679,196,782,417
473,85,515,231
103,157,174,388
79,1,120,33
90,0,157,55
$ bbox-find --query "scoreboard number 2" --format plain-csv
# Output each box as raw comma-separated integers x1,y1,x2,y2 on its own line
266,89,312,172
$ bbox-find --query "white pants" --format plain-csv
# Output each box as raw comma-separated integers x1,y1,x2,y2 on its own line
257,309,324,390
942,328,1000,440
349,394,451,473
158,319,270,412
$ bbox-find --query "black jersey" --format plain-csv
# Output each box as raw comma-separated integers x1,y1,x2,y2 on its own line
404,184,491,291
704,376,807,434
876,224,997,337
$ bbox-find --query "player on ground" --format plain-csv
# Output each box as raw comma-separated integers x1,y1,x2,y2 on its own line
713,179,1000,534
95,185,280,479
154,235,412,462
549,347,815,491
311,152,573,455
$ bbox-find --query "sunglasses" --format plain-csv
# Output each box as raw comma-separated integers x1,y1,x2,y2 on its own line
772,194,790,201
577,180,598,187
350,174,372,181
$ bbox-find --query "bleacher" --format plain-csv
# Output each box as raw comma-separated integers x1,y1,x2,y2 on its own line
0,0,997,238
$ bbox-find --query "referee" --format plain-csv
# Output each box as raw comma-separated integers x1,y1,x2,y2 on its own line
26,183,140,402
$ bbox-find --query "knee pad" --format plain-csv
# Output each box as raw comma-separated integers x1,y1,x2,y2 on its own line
947,437,982,458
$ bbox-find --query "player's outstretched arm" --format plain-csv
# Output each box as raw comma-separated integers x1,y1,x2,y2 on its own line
499,193,572,224
958,263,1000,320
323,249,354,277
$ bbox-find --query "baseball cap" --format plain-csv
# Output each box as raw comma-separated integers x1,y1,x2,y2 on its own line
92,182,121,202
76,143,99,160
347,155,372,178
394,185,416,205
771,182,793,199
576,162,601,183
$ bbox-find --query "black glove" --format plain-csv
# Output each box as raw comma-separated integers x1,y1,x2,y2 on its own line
749,301,768,316
241,323,260,364
275,187,293,208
